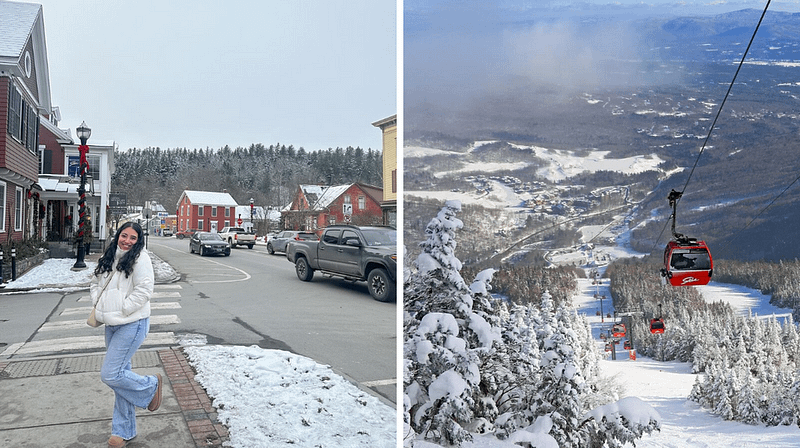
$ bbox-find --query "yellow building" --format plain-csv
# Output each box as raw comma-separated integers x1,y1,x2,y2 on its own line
372,114,397,227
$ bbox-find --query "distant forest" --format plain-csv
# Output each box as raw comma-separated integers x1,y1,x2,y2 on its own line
112,144,383,212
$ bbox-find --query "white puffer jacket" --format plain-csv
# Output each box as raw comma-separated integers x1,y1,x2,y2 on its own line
91,249,154,326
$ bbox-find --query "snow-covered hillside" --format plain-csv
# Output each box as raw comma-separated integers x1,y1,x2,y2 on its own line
404,193,800,447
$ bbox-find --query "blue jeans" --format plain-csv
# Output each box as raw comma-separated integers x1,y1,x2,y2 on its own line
101,318,158,440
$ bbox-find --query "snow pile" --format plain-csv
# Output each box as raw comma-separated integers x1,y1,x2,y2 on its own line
1,250,178,292
184,345,396,448
585,396,662,429
2,258,95,291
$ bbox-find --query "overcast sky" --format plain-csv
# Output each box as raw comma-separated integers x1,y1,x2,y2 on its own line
33,0,396,152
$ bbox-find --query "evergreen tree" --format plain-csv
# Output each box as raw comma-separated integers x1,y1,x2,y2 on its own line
404,200,478,445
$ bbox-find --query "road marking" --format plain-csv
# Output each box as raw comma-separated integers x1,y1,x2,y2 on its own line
77,291,181,302
61,302,182,316
1,332,177,357
153,291,181,298
155,243,252,283
41,315,181,331
361,378,397,387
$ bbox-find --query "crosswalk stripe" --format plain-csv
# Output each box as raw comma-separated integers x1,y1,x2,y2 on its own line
6,332,177,356
3,284,186,359
153,291,181,298
41,315,180,331
77,291,181,302
61,302,182,316
362,378,397,387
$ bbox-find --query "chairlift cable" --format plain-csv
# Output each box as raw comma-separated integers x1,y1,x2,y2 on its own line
649,0,772,254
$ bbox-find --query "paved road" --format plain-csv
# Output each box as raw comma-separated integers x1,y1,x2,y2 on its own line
0,237,398,405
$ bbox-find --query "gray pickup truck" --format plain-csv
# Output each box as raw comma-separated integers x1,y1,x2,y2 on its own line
286,225,397,302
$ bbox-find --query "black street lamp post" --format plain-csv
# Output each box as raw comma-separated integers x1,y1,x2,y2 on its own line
72,121,91,270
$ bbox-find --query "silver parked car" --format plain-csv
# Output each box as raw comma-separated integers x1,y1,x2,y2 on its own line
267,230,318,254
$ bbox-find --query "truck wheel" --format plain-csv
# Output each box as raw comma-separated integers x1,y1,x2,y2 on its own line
248,244,254,249
267,243,275,254
367,268,395,302
295,257,314,281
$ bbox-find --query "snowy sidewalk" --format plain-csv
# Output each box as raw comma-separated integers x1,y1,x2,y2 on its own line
0,347,227,447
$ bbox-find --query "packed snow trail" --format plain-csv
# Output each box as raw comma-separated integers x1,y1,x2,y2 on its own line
575,277,800,448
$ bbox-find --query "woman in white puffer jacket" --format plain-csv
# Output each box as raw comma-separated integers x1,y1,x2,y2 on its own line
90,222,162,448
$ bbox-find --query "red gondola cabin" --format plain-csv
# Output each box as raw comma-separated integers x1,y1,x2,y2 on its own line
650,318,665,334
611,323,626,338
663,239,713,286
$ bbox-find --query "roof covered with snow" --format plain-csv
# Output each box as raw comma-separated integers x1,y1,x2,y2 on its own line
181,190,238,207
300,184,351,210
0,1,40,58
38,174,100,197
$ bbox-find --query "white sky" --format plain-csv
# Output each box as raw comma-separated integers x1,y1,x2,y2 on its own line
32,0,397,152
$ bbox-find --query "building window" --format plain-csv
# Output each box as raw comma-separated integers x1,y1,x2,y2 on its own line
0,181,6,232
392,170,397,193
197,206,204,216
212,207,217,217
197,220,203,230
224,220,230,227
225,208,230,217
6,84,39,153
329,216,336,226
38,145,45,174
358,195,366,210
88,155,100,181
67,154,101,179
14,187,22,231
344,195,351,204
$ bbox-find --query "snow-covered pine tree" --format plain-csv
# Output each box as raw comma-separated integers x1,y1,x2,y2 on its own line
735,365,761,425
489,302,544,439
530,290,589,447
404,200,494,446
404,200,474,445
465,269,504,434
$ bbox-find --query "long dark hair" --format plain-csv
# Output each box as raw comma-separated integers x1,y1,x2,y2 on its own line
94,222,145,278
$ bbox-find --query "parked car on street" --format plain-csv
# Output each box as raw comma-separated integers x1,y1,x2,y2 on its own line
189,232,231,256
218,226,256,249
286,225,396,302
176,229,197,239
267,230,319,254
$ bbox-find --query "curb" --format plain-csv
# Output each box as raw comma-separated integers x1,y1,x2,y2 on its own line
160,347,229,447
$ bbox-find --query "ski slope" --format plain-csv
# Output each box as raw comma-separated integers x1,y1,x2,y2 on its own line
574,277,800,448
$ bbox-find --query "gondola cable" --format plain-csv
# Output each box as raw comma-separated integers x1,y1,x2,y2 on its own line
650,0,772,255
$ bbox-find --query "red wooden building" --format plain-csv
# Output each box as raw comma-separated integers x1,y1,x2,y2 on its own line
282,183,383,231
0,2,49,243
176,190,239,233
